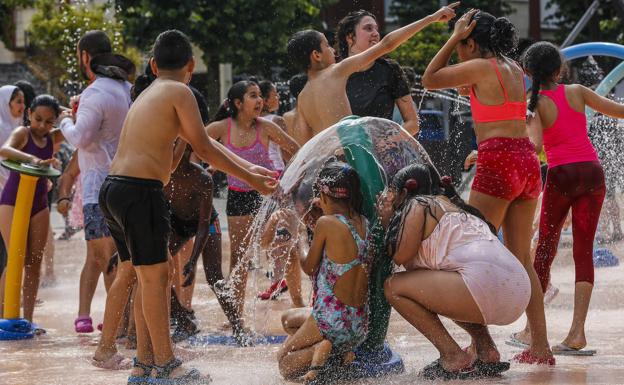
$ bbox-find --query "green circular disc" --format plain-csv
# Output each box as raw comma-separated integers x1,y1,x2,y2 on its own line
1,159,61,179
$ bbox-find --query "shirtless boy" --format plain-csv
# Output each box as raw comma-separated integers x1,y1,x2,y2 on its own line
288,2,459,144
99,30,276,384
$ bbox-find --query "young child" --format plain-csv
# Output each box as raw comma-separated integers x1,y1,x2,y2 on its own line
205,80,299,322
380,164,529,380
277,162,371,382
287,3,458,144
259,80,289,174
523,41,624,357
99,30,278,384
0,95,62,324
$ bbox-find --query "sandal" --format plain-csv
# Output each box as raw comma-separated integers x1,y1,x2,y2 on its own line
92,352,133,370
127,358,152,385
512,349,556,365
418,359,476,381
74,315,94,333
152,357,211,384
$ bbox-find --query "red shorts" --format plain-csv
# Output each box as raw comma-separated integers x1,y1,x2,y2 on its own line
472,137,541,201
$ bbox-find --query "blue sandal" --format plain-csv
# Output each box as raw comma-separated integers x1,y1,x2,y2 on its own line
127,358,152,385
151,358,211,385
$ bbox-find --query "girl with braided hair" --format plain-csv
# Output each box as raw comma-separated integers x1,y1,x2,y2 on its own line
521,41,624,357
380,164,529,380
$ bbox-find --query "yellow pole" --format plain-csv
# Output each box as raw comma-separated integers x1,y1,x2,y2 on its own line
3,174,38,319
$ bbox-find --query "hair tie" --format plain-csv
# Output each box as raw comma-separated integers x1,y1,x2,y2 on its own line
440,176,453,187
320,185,350,198
404,179,418,191
341,164,351,173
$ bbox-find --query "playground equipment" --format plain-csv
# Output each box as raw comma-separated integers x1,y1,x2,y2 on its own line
0,160,60,340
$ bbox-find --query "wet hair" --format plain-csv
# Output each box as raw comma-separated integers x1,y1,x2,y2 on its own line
522,41,563,113
14,80,35,108
385,164,495,257
30,94,61,118
287,30,324,72
78,30,112,56
461,11,517,57
191,86,210,125
213,80,259,121
258,80,276,112
153,30,193,71
258,80,276,99
335,10,377,59
314,161,363,216
288,74,307,99
131,64,156,101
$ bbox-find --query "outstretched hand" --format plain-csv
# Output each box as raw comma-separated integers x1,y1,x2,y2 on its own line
249,165,279,195
431,1,459,23
452,9,478,40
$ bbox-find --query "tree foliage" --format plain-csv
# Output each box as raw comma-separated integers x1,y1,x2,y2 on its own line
27,0,140,99
390,0,513,26
388,23,450,74
545,0,623,44
114,0,326,77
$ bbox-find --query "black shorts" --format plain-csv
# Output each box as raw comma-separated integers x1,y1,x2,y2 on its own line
226,189,262,217
99,175,170,266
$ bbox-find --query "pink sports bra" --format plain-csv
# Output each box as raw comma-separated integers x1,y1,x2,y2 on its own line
470,59,527,123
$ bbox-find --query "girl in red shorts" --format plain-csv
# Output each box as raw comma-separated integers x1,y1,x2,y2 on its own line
523,41,624,356
422,10,553,364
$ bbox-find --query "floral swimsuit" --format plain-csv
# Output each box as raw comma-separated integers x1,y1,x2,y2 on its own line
311,214,371,354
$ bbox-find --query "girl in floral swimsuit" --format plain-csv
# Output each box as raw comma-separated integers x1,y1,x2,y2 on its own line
277,161,371,383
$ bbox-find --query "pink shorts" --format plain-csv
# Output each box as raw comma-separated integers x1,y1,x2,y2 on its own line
472,137,541,201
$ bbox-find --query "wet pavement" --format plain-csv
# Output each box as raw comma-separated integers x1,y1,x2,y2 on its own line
1,198,623,385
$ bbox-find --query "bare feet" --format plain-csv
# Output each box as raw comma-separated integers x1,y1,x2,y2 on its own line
440,349,474,372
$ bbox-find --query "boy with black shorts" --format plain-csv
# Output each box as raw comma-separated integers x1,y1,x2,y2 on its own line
99,30,277,384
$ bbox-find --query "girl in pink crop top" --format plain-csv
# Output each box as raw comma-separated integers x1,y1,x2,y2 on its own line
205,80,299,315
422,10,553,365
523,41,624,358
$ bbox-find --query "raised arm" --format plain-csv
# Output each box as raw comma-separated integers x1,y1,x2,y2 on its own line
336,3,459,78
422,9,484,90
580,85,624,119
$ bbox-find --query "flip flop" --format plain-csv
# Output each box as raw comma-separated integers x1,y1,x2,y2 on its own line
552,343,597,356
505,333,530,349
91,353,133,370
475,360,511,377
418,359,476,381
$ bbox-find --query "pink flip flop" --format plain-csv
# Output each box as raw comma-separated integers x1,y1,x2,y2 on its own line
91,353,133,370
74,316,94,333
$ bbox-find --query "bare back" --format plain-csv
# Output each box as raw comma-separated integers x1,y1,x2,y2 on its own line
110,79,186,185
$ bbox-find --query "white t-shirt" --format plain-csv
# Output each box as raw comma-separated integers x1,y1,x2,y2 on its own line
60,77,131,205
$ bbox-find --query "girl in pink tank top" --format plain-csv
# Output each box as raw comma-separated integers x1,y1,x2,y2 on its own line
523,42,624,358
205,81,299,317
379,164,529,379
